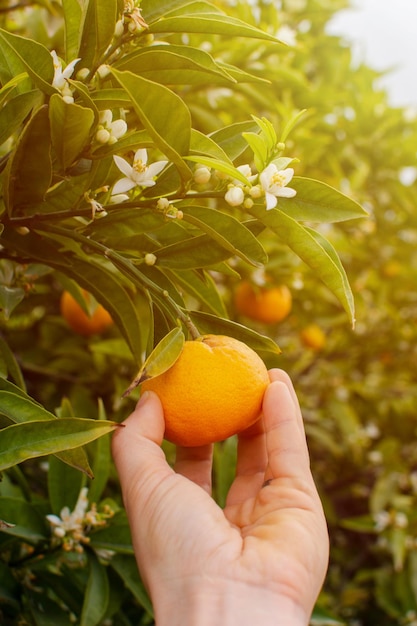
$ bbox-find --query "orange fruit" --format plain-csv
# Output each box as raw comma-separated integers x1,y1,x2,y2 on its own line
234,280,292,324
60,289,113,336
141,334,269,447
300,324,326,351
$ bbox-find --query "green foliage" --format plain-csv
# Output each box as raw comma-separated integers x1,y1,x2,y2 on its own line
0,0,416,623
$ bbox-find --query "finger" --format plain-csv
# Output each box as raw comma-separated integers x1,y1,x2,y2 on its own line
225,370,283,508
174,444,214,494
262,379,311,483
268,368,304,434
111,391,174,513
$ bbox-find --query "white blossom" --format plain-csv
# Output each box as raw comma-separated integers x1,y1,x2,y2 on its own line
259,163,296,210
96,110,127,145
51,50,80,104
112,148,168,194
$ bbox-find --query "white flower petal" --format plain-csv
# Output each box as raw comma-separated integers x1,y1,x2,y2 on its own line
146,160,168,178
99,109,113,125
113,155,133,178
275,186,297,198
134,148,148,165
112,178,136,194
265,192,278,210
111,119,128,139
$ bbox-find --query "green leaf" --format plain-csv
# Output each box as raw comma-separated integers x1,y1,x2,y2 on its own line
241,131,268,172
90,513,133,554
77,0,119,71
167,268,228,317
0,90,43,147
276,177,368,222
279,109,308,144
80,551,109,626
62,0,88,61
47,454,85,516
153,218,265,270
123,327,185,395
0,337,26,390
110,68,192,181
111,554,154,617
190,129,233,163
184,155,250,185
0,496,47,542
148,13,282,43
189,310,281,358
3,105,52,215
0,418,119,471
210,120,259,161
114,45,235,86
0,72,28,105
88,399,111,505
0,390,60,423
83,208,166,244
249,206,356,325
49,95,95,172
0,28,55,95
0,286,25,320
181,205,267,268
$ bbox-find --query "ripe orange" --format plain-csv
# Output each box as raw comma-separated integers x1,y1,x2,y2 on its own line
60,289,113,336
141,334,269,447
234,280,292,324
300,324,326,351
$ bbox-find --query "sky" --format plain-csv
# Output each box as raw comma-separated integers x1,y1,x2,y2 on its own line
327,0,417,108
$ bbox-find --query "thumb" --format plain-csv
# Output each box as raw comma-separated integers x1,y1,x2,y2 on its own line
112,391,172,507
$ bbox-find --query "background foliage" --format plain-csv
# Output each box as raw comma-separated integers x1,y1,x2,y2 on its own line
0,0,416,624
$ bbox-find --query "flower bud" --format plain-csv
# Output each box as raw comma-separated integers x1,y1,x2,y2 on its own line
194,166,211,185
225,186,245,207
145,253,157,266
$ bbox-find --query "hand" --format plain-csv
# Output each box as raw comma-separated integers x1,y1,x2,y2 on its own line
112,369,329,626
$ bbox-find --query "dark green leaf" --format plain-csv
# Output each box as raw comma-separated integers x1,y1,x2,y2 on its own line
49,94,95,172
123,327,184,395
0,418,119,471
80,551,109,626
0,496,48,540
3,105,52,214
114,45,235,86
190,129,233,162
111,554,154,616
166,268,228,317
0,337,26,390
88,400,111,505
189,310,281,358
277,177,368,222
148,14,282,43
0,28,55,94
78,0,119,71
210,120,259,161
110,68,192,181
0,286,25,320
47,454,85,516
249,206,355,325
182,205,267,267
0,90,43,147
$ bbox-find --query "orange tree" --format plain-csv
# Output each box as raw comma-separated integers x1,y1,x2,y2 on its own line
1,0,414,624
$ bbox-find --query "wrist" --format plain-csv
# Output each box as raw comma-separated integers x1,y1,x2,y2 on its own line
152,579,310,626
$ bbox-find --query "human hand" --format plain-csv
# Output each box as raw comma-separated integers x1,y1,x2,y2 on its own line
112,369,329,626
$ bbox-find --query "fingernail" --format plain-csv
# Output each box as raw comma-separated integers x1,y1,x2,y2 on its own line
136,391,150,409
